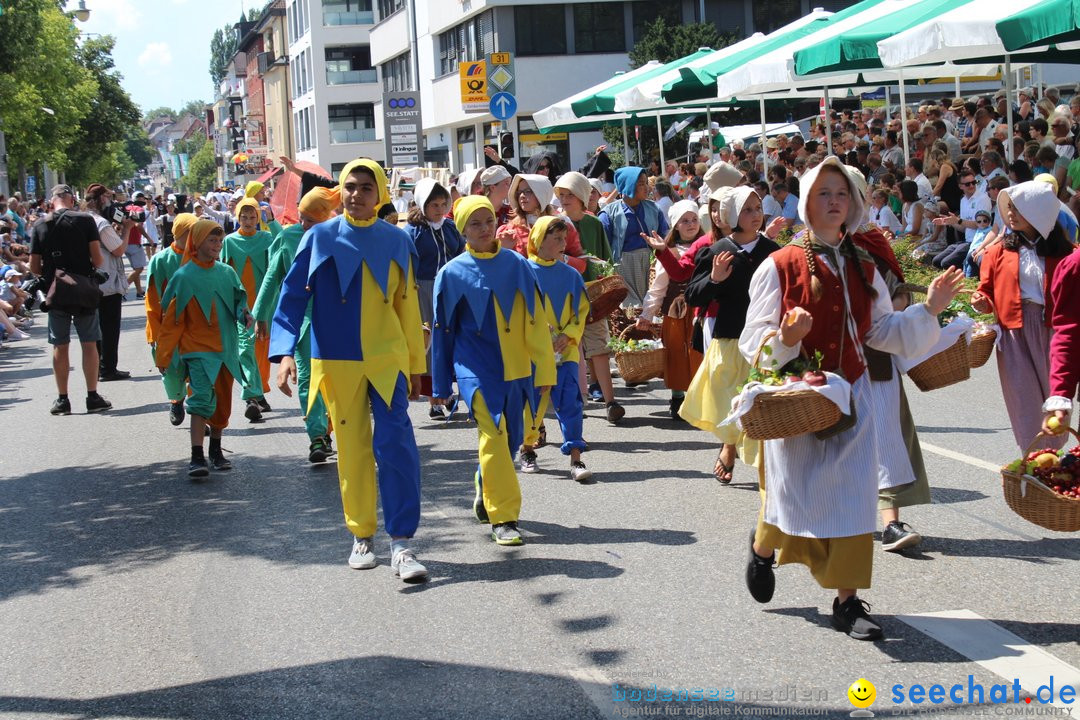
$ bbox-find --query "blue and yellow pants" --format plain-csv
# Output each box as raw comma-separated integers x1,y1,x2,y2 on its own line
472,389,525,526
314,364,420,539
524,361,586,455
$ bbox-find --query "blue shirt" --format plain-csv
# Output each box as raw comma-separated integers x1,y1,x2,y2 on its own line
599,202,669,254
780,193,799,221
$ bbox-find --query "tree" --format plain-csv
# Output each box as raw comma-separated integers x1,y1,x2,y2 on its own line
209,26,239,87
180,137,217,193
124,125,156,170
65,35,143,189
628,18,733,69
142,106,177,124
0,2,96,177
180,99,208,119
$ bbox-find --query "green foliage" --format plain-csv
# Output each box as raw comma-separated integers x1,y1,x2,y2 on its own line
628,19,732,68
181,137,217,193
124,125,155,170
209,26,239,87
0,3,97,174
180,100,208,119
174,133,207,159
142,106,177,124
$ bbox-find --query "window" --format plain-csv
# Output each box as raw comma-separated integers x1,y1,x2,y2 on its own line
518,116,569,167
326,46,376,84
377,0,404,20
287,3,296,44
437,10,494,77
515,5,566,56
300,0,309,34
574,4,625,54
381,52,412,93
753,0,799,33
329,103,376,144
323,0,373,26
294,107,314,152
704,0,746,36
632,0,681,42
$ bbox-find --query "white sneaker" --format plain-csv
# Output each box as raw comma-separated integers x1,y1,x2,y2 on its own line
570,461,593,483
520,450,539,473
391,548,429,583
348,536,376,569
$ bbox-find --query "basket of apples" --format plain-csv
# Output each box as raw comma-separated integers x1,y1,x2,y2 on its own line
738,340,845,441
1001,426,1080,532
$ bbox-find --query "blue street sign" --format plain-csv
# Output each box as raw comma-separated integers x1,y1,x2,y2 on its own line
25,176,36,196
489,92,517,121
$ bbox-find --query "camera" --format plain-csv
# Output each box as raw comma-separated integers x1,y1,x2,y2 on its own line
101,202,147,225
92,268,109,285
23,276,46,311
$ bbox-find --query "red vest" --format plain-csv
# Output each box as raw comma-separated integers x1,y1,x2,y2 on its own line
772,243,876,382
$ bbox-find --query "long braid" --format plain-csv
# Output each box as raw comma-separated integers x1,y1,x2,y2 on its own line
803,234,824,302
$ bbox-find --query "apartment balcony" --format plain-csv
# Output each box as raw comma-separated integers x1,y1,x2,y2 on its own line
324,9,375,25
329,127,377,144
326,68,377,85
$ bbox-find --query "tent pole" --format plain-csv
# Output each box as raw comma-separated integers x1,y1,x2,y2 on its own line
656,113,666,172
1004,55,1016,163
823,85,833,156
622,118,630,165
706,106,712,160
760,96,769,176
954,75,961,99
897,67,910,169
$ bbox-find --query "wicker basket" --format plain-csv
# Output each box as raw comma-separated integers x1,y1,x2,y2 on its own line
739,331,844,440
613,325,665,384
968,329,997,369
585,274,629,323
1001,430,1080,532
907,335,971,391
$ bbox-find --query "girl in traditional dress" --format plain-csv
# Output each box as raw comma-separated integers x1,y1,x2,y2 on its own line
740,156,962,640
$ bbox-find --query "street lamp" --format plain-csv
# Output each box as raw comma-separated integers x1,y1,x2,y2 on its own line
73,0,90,22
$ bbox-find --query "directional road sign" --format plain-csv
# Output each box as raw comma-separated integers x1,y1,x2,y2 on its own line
489,92,517,121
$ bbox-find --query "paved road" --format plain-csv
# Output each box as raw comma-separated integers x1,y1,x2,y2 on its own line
1,298,1078,720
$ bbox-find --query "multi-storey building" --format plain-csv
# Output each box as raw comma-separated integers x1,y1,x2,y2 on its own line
286,0,382,175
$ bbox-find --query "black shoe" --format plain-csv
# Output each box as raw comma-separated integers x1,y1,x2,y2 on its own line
881,521,922,552
50,397,71,416
98,370,131,382
746,529,775,603
669,396,684,419
169,402,185,426
429,404,446,420
605,401,625,424
831,596,883,641
209,451,232,471
188,458,209,479
86,394,112,413
244,399,263,422
308,436,331,463
256,397,271,413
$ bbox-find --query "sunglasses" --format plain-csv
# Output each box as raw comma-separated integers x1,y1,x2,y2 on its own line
959,181,976,187
976,218,990,224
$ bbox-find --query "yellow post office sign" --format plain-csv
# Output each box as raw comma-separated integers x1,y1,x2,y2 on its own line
460,61,488,112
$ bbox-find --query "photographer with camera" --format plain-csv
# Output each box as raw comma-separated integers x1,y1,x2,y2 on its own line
29,184,113,415
86,183,134,382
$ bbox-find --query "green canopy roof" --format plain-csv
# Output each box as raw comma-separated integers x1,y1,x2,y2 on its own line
996,0,1080,51
661,0,886,105
793,0,973,76
569,48,714,117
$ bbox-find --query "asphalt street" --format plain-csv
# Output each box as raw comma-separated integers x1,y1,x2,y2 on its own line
1,297,1078,720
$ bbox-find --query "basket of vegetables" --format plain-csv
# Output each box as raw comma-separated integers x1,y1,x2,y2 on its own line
738,334,844,440
609,326,665,384
585,260,628,323
1001,428,1080,532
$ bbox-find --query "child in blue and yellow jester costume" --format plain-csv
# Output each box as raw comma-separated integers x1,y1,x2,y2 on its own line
269,159,430,583
222,198,276,421
145,211,197,427
252,187,337,464
431,196,557,546
155,219,255,480
520,215,593,482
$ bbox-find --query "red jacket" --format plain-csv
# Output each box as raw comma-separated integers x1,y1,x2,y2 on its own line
1049,248,1080,399
977,242,1063,329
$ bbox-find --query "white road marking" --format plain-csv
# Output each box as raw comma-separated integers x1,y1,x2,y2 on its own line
921,442,1003,474
898,609,1080,711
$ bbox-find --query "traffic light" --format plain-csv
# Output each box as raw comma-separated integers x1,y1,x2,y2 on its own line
499,131,514,159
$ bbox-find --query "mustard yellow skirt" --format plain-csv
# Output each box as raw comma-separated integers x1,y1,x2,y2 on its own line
679,337,761,467
754,463,873,590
